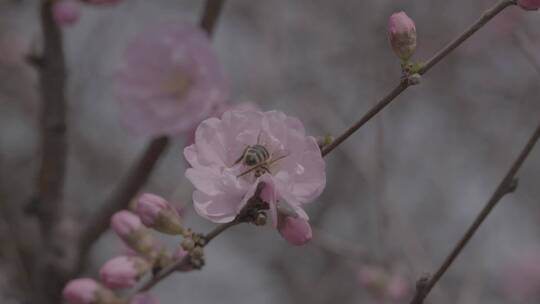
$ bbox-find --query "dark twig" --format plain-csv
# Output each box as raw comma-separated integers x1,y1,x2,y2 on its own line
408,121,540,304
34,0,68,236
134,182,265,294
76,0,227,268
321,0,517,156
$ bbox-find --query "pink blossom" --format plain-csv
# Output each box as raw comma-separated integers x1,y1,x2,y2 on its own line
518,0,540,10
277,213,312,246
52,0,81,27
388,12,417,61
100,256,149,289
185,101,260,147
131,293,159,304
115,22,229,137
136,193,184,235
184,109,326,229
62,278,99,304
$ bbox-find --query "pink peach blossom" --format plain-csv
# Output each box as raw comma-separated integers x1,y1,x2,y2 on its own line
62,278,99,304
184,109,326,232
52,0,81,27
115,22,228,137
518,0,540,10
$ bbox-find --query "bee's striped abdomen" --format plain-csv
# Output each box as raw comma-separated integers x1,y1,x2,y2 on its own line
244,144,270,166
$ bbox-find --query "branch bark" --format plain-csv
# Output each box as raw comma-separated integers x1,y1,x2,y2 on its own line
408,120,540,304
321,0,517,156
35,0,68,237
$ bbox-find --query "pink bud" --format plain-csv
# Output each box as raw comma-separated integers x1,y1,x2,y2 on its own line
63,278,99,304
388,12,417,61
111,211,158,258
277,214,312,246
518,0,540,10
111,210,143,240
136,193,184,235
131,293,159,304
52,0,81,27
100,256,150,289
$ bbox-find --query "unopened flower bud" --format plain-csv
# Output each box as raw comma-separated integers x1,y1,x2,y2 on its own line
52,0,81,27
136,193,185,235
63,278,118,304
388,12,417,61
111,211,159,259
519,0,540,10
277,213,312,246
100,256,150,289
181,238,195,251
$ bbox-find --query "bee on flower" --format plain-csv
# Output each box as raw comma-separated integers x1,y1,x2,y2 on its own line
184,109,326,245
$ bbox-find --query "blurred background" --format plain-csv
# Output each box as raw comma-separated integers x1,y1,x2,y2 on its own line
1,0,540,303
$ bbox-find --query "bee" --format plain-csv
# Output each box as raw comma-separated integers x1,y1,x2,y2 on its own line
232,133,288,178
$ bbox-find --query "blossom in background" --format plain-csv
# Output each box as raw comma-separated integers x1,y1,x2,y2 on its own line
518,0,540,10
502,250,540,301
52,0,81,27
388,12,417,61
115,22,229,137
357,265,409,302
184,109,326,244
52,0,123,27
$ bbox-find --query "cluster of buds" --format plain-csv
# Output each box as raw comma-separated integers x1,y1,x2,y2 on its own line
63,193,190,304
51,0,123,27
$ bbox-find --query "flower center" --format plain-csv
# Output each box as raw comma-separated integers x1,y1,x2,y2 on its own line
162,72,192,99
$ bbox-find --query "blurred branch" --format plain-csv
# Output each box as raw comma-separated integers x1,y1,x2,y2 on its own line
34,0,67,237
408,120,540,304
321,0,517,156
76,0,227,270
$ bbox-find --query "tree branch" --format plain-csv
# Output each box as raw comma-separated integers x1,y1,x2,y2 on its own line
76,0,227,269
34,0,68,236
408,120,540,304
321,0,517,156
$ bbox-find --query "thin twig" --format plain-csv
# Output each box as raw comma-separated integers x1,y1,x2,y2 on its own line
408,121,540,304
76,0,227,269
321,0,517,156
35,0,68,236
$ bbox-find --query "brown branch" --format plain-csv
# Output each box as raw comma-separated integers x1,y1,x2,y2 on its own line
408,121,540,304
34,0,68,236
76,0,227,269
321,0,517,157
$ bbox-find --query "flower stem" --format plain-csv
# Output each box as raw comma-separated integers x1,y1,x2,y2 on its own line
322,0,517,157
